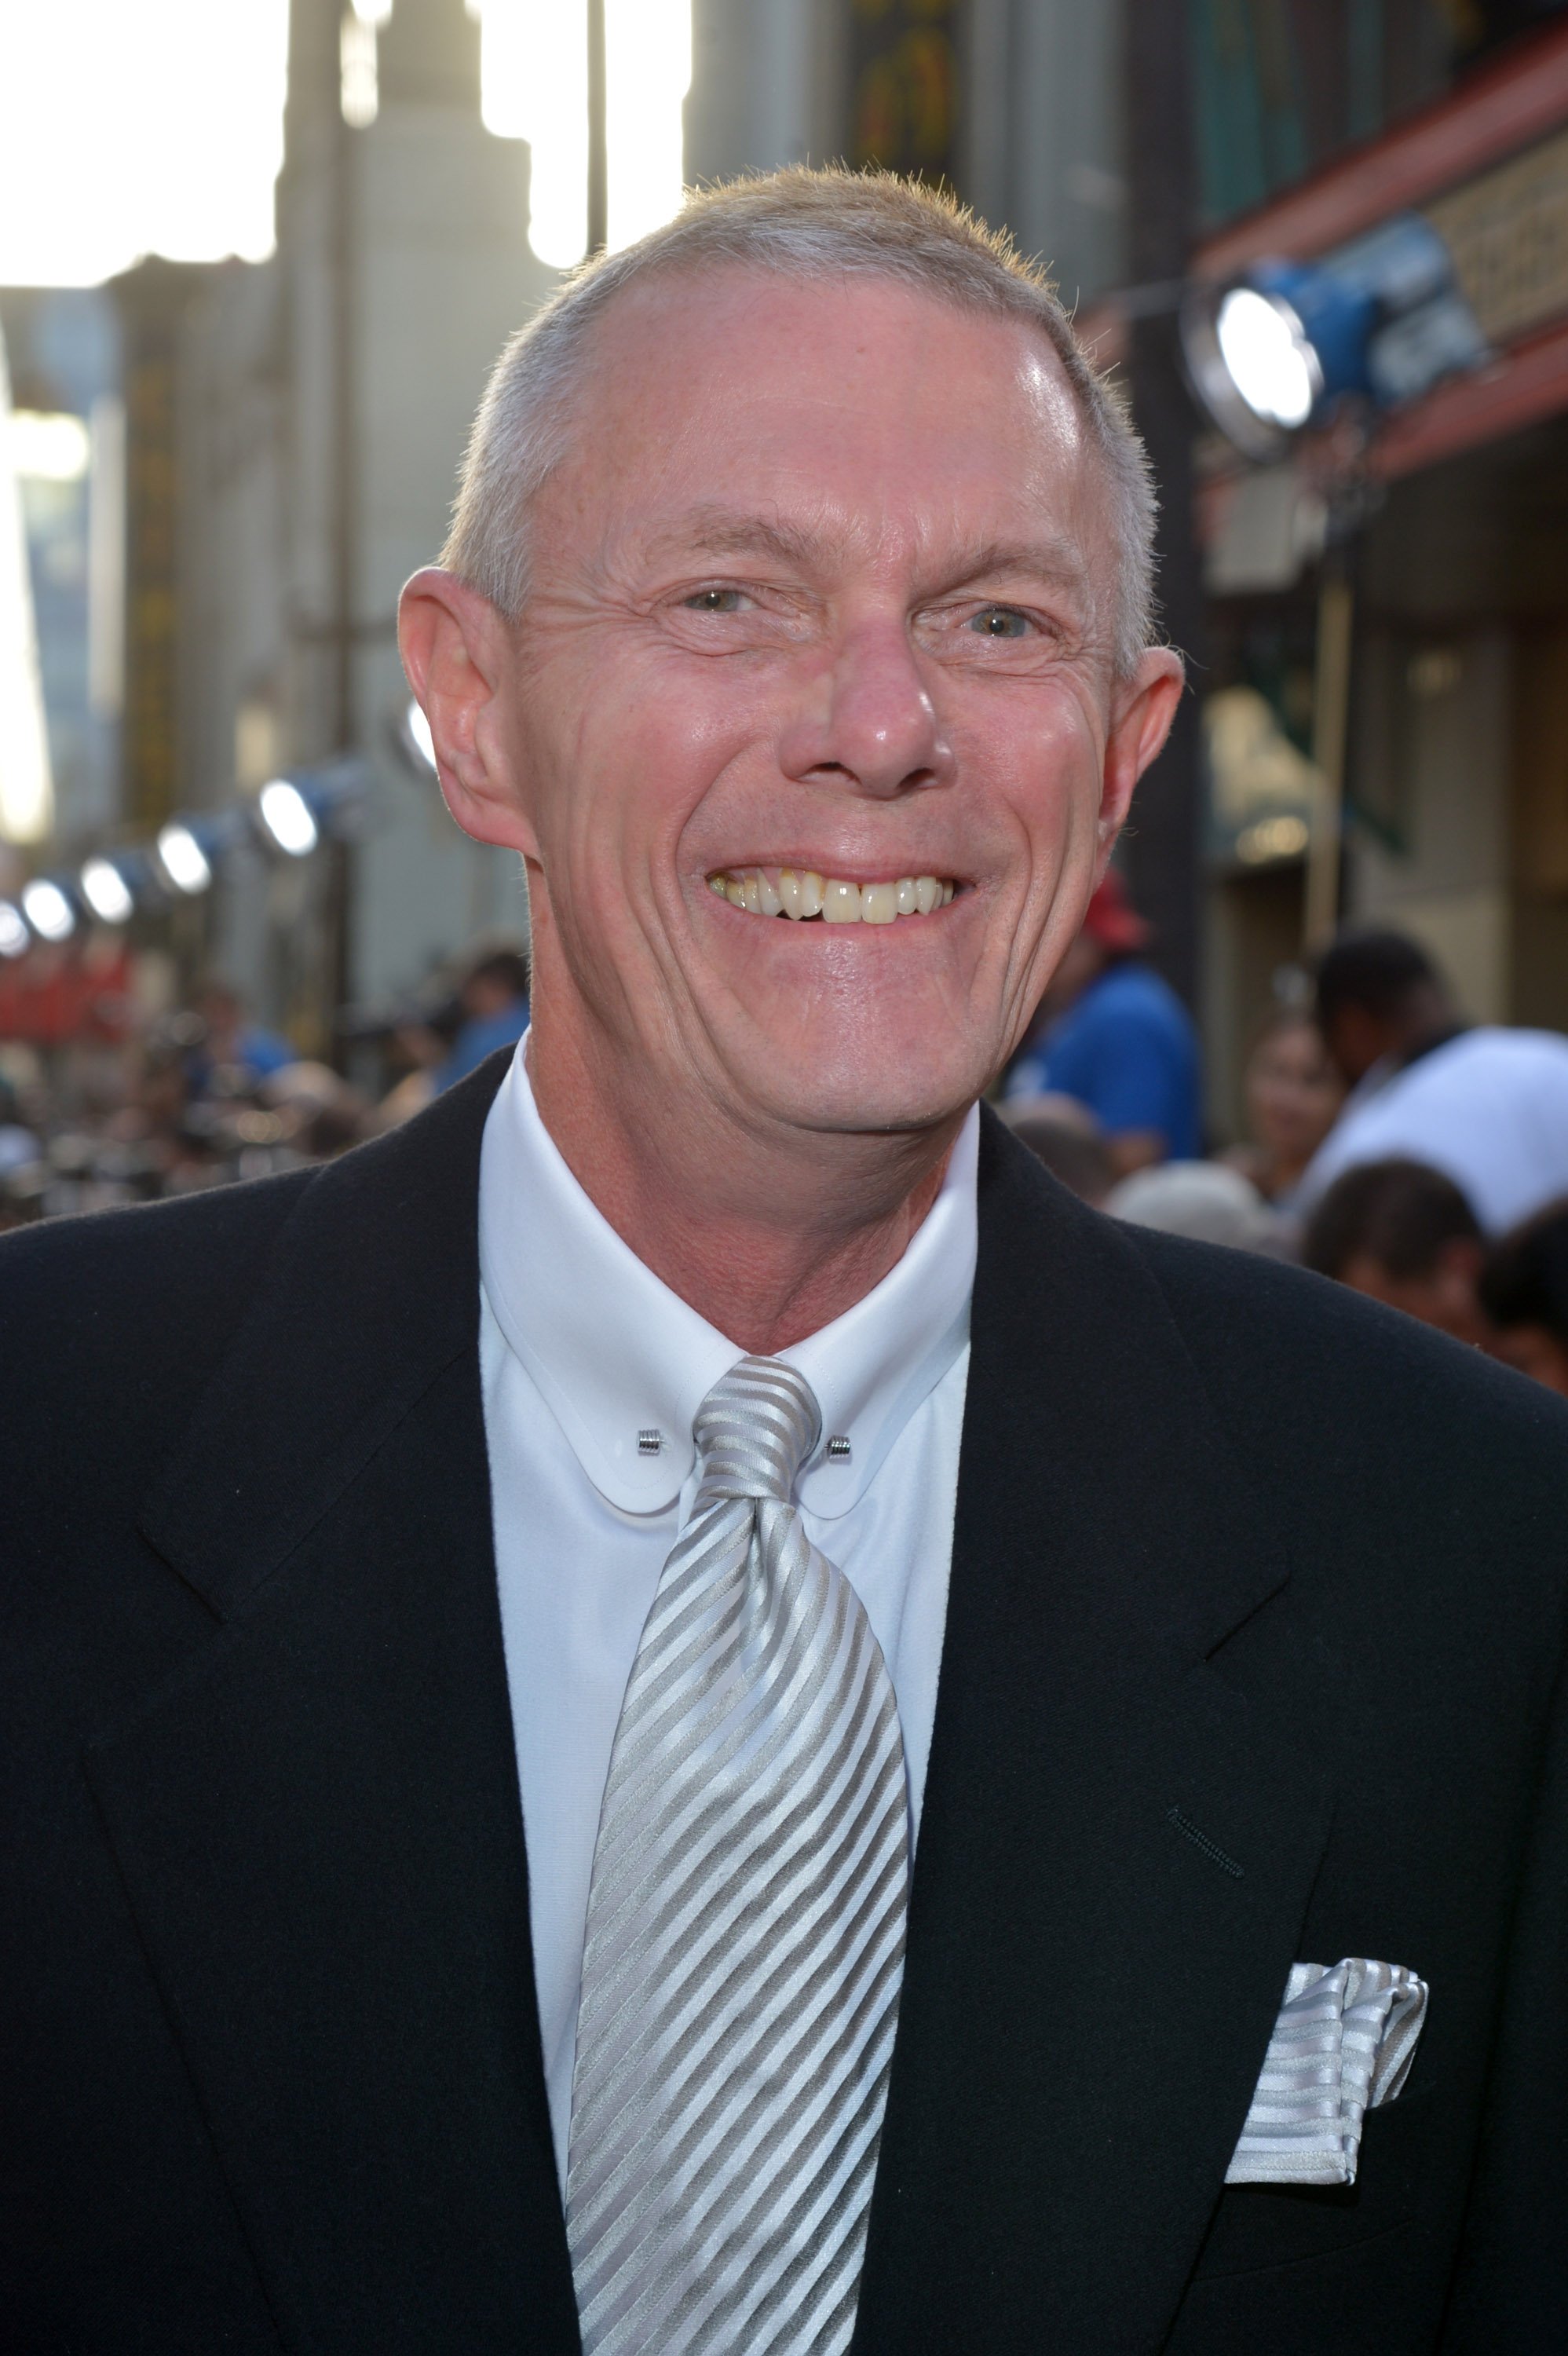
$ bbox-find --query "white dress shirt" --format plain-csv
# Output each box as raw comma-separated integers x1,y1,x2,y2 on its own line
477,1042,976,2183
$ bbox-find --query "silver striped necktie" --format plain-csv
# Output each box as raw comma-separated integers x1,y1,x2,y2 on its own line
565,1355,910,2356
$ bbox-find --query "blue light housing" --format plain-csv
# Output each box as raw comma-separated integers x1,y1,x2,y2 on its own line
1183,212,1489,460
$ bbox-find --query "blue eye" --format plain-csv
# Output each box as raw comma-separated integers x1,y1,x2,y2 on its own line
685,587,746,613
969,605,1029,639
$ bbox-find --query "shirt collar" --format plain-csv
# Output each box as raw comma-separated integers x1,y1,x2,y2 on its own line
477,1037,977,1518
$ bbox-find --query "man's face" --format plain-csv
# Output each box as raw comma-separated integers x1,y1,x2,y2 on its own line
429,273,1179,1144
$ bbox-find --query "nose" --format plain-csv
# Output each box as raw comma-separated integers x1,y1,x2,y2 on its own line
777,618,955,800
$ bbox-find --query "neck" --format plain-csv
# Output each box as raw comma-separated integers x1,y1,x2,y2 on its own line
524,1011,963,1357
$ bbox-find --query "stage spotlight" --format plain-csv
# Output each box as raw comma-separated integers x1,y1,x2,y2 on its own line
1215,287,1320,430
156,821,214,895
80,856,136,924
258,777,319,857
0,899,28,957
21,877,77,942
1182,213,1486,460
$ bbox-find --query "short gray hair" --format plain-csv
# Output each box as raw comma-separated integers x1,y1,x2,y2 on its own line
443,166,1158,675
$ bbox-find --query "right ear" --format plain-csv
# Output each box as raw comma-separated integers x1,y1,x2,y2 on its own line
397,567,539,858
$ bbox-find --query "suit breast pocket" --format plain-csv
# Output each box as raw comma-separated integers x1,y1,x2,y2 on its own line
1186,2080,1441,2285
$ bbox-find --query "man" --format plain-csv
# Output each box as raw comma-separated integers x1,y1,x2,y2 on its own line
1000,1092,1115,1206
433,944,532,1092
1003,868,1201,1169
1300,1156,1490,1344
191,975,297,1093
3,170,1566,2354
1106,1158,1280,1255
1299,927,1568,1231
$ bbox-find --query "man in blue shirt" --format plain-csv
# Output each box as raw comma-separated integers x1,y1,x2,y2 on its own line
1005,873,1201,1169
433,948,532,1093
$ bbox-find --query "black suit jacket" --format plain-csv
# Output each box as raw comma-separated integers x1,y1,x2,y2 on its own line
4,1056,1567,2353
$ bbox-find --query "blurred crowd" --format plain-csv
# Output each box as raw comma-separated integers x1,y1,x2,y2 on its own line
0,945,529,1229
1003,894,1568,1402
10,897,1568,1405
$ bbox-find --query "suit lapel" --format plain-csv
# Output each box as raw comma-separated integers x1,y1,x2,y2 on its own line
855,1118,1330,2354
88,1062,580,2355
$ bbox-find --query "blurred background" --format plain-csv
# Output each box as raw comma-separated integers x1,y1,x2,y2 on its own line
7,0,1568,1388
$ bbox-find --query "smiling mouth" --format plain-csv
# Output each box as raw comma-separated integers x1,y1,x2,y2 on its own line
707,866,958,924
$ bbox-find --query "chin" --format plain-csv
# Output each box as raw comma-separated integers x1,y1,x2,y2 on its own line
732,1035,987,1139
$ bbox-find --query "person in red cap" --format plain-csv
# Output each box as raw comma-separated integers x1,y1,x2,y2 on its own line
1003,869,1201,1172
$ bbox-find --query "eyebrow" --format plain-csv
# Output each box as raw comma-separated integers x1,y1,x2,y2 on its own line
649,506,1095,605
932,535,1095,602
654,508,825,570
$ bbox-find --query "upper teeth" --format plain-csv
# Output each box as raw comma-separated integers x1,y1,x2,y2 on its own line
707,867,956,923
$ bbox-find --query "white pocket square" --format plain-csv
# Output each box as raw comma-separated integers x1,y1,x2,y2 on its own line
1227,1957,1429,2187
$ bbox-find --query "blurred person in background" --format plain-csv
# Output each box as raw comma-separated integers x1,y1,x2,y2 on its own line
1221,1006,1343,1208
260,1062,373,1163
1299,930,1568,1232
364,997,466,1132
189,978,296,1095
1479,1197,1568,1397
1003,870,1201,1173
433,945,531,1092
108,1029,196,1180
998,1093,1114,1206
1106,1159,1281,1253
0,1071,40,1178
1301,1156,1490,1345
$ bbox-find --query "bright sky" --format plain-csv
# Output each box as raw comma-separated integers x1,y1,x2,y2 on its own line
483,0,691,265
0,0,291,287
0,0,689,288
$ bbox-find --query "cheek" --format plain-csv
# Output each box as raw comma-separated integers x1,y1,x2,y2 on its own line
561,664,768,874
532,697,696,890
972,694,1105,869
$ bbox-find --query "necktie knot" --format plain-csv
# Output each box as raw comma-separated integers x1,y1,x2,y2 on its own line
692,1355,821,1505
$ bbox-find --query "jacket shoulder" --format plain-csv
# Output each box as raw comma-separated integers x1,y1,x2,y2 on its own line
0,1058,509,1550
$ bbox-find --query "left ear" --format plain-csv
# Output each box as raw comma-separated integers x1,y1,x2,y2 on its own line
1096,648,1186,858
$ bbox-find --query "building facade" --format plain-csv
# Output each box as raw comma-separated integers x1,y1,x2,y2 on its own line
175,0,558,1037
1181,6,1568,1127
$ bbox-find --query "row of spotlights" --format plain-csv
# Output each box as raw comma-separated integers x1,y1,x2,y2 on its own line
0,768,352,957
